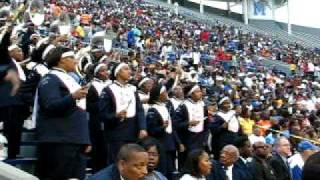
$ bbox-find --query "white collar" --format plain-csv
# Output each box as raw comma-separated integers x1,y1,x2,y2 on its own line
239,157,247,164
225,164,234,170
120,175,125,180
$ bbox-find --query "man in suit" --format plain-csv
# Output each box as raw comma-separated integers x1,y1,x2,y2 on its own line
208,145,242,180
88,143,148,180
248,141,276,180
270,137,292,180
234,136,253,180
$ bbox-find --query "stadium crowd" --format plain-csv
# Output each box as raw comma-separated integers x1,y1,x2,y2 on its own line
0,0,319,179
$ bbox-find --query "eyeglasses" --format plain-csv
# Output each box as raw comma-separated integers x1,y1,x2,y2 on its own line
148,152,159,157
254,145,268,149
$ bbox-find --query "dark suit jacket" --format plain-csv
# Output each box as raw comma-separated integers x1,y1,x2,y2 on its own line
206,160,243,180
87,164,121,180
247,156,277,180
234,158,253,180
269,153,292,180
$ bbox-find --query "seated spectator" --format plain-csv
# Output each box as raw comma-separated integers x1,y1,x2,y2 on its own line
234,136,254,180
208,145,242,180
180,149,212,180
248,141,276,180
88,144,148,180
269,137,292,180
138,137,167,180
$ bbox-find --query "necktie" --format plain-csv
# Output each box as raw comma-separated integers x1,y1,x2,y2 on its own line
285,159,293,180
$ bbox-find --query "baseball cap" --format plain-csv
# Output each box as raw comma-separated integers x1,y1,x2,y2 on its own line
298,141,320,152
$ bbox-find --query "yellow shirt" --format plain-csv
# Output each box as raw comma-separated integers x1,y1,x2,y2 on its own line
290,64,297,71
239,118,255,135
75,26,85,38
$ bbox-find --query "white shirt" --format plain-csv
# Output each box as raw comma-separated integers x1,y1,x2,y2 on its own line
244,77,253,89
184,99,205,133
239,157,247,165
108,81,137,118
179,174,206,180
308,62,315,72
170,97,183,111
217,111,239,133
225,165,233,180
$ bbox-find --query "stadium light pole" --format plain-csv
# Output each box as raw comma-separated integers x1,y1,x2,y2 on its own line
287,0,292,34
243,0,248,24
200,0,204,14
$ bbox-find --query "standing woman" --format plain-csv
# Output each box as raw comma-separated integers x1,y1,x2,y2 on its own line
34,46,91,180
99,62,147,165
174,84,209,168
138,77,154,115
168,85,184,112
86,63,111,172
210,97,241,160
147,84,182,177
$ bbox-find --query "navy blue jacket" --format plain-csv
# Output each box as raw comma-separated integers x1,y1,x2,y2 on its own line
0,65,9,80
87,164,121,180
234,158,253,180
269,153,292,180
0,31,24,107
99,86,146,142
146,106,181,152
36,73,90,144
206,160,243,180
87,85,101,131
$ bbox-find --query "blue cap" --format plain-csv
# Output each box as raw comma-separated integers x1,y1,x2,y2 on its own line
297,141,320,152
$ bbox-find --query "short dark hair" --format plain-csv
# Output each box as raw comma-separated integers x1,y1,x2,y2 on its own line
302,152,320,180
137,137,161,153
181,149,207,178
234,135,249,149
148,84,162,104
46,46,71,68
116,143,146,163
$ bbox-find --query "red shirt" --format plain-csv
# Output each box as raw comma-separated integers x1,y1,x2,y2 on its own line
200,31,210,42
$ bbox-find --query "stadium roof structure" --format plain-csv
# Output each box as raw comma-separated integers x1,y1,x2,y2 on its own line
205,0,288,7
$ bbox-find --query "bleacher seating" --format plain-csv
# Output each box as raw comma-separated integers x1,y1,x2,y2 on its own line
4,129,37,174
148,0,320,49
